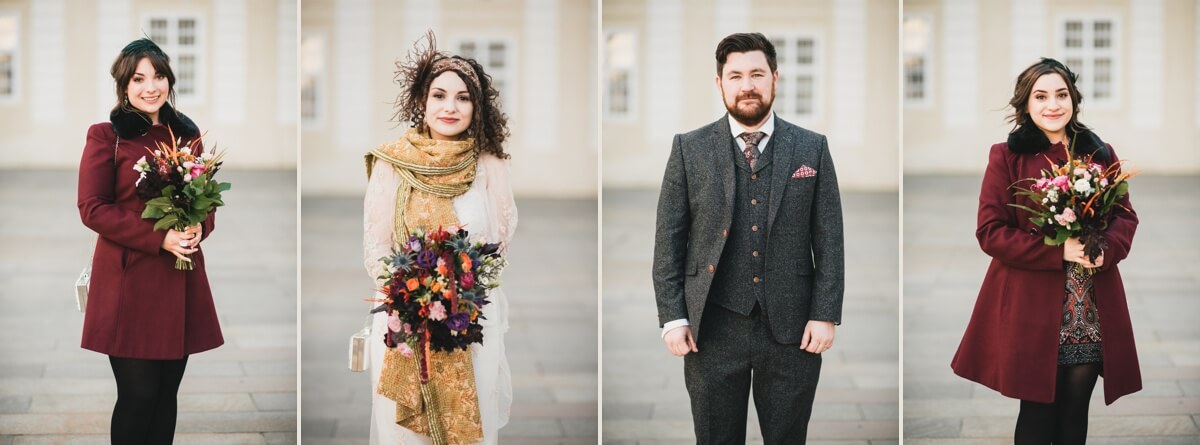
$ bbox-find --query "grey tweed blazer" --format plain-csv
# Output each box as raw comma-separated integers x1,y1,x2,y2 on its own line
652,115,845,344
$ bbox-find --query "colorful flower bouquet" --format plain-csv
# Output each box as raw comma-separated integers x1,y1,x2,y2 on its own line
369,226,506,383
1009,142,1137,270
133,128,231,270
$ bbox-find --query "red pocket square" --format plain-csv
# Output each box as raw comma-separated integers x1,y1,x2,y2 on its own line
792,165,817,179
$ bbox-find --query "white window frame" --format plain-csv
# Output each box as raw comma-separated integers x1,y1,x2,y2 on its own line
0,10,20,105
603,28,638,122
450,35,518,119
765,32,823,126
903,12,935,109
142,13,206,106
300,30,327,129
1056,15,1121,110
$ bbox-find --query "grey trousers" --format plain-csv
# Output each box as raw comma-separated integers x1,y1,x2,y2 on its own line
684,303,822,445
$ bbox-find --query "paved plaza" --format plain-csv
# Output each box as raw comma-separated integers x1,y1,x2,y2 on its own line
299,196,598,444
903,175,1200,444
0,170,298,444
601,189,901,445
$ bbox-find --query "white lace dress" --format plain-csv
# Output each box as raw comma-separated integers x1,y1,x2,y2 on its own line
363,152,517,445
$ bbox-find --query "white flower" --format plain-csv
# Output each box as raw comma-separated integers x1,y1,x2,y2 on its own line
1100,178,1109,188
182,161,195,169
135,173,146,186
1042,198,1048,204
176,166,184,173
181,146,192,155
200,152,214,161
183,173,192,182
154,150,162,156
1050,206,1056,212
1046,189,1059,202
1073,178,1092,193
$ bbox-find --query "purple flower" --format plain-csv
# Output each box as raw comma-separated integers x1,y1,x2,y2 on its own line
446,312,471,331
416,249,438,269
407,236,423,252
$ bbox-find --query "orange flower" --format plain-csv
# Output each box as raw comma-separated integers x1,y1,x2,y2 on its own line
406,278,419,291
460,252,473,271
430,281,443,293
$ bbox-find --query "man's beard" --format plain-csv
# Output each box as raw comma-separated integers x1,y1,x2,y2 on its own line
724,88,775,127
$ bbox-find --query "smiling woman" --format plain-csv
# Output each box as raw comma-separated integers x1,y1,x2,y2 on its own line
77,38,222,444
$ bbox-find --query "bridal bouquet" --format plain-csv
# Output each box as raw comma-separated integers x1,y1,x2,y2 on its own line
1009,142,1137,269
132,128,231,270
370,226,505,383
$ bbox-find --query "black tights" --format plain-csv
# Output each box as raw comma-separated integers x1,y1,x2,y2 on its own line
109,356,189,445
1014,363,1101,445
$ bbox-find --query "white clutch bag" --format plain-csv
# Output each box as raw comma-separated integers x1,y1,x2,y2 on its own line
348,315,372,372
75,265,91,312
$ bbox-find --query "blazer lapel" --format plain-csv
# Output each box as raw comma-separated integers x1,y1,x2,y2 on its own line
710,117,736,224
765,117,794,237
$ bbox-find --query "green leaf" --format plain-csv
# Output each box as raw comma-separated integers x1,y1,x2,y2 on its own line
153,214,180,231
219,182,232,192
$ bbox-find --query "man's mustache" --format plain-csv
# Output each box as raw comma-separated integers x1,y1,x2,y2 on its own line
735,92,763,102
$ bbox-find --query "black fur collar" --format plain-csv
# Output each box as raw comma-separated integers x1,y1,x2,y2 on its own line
1007,125,1109,164
110,103,199,140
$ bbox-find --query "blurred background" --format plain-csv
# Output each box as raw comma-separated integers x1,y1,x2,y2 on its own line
0,0,298,443
903,0,1200,443
601,0,901,443
298,1,598,444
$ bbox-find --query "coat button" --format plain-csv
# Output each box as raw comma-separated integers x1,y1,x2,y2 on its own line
751,174,758,180
708,264,715,273
751,225,759,232
753,276,760,284
722,229,728,237
752,250,759,257
751,198,758,205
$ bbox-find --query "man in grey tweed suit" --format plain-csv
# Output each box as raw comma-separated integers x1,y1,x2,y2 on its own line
653,33,845,444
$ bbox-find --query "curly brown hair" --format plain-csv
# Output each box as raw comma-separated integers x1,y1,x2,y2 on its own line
392,32,510,159
1006,58,1089,135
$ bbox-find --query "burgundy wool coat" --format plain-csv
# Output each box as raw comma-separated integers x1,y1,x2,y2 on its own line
951,129,1140,405
77,105,223,360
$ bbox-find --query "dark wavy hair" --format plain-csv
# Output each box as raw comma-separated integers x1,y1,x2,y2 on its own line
715,32,777,76
110,38,178,117
392,32,510,159
1006,58,1088,135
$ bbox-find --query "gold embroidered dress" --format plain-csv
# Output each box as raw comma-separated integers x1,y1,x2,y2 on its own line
364,130,517,445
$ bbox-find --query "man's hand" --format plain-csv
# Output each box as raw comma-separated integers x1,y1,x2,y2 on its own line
799,320,835,354
663,326,698,357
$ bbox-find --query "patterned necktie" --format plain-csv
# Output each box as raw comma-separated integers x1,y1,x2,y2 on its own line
739,131,766,169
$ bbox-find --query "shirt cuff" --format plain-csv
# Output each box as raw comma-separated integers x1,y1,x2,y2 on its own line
661,319,690,338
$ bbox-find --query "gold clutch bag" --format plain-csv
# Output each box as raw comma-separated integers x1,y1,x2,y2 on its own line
349,315,372,372
75,265,91,313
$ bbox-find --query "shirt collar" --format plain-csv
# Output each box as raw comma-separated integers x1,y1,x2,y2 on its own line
728,111,775,140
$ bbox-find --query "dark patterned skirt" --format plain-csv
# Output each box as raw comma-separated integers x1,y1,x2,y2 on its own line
1059,262,1103,365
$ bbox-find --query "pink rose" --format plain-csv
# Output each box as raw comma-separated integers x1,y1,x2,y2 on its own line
428,301,447,321
460,271,475,290
397,342,414,357
387,313,402,332
1051,175,1070,191
1054,208,1077,226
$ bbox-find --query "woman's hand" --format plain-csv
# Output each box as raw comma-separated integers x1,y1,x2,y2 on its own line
1064,237,1104,269
162,223,202,263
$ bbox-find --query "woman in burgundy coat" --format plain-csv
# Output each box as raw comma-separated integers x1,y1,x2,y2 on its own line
77,39,223,444
951,58,1140,444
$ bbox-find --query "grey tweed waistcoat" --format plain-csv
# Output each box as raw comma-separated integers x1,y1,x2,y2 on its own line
709,134,775,315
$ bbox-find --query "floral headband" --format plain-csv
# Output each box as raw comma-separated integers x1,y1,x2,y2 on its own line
431,57,480,92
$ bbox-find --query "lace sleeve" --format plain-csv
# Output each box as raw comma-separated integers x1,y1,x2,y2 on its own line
364,158,399,287
485,154,518,255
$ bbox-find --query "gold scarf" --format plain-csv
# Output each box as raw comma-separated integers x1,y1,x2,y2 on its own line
366,129,483,444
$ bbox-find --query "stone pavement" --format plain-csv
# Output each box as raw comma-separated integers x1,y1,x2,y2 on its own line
903,175,1200,444
602,189,901,445
0,170,298,444
300,197,598,444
